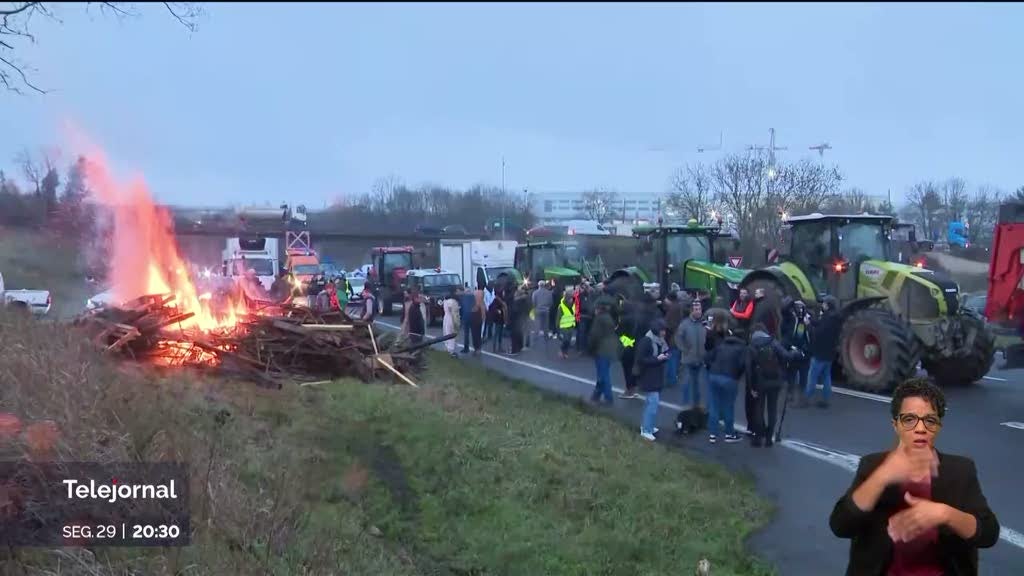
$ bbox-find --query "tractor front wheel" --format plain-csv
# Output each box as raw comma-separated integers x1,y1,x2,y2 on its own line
922,314,995,387
838,309,920,393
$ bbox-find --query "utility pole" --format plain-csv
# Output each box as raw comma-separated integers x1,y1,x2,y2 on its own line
501,157,506,240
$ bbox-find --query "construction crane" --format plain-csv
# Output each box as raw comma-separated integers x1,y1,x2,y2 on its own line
809,142,832,157
748,128,787,178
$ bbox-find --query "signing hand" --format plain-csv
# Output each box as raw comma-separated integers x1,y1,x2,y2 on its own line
880,447,939,485
888,493,949,543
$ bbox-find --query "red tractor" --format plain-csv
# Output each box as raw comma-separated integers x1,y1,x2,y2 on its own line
984,203,1024,366
368,246,415,316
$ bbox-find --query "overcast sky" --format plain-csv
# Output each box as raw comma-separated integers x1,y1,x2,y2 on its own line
3,2,1022,208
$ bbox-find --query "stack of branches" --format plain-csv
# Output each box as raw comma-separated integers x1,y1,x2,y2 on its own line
74,293,453,389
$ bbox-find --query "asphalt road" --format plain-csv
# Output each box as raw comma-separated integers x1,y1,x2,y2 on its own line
376,316,1024,575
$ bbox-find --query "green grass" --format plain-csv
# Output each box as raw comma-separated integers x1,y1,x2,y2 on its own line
175,353,774,576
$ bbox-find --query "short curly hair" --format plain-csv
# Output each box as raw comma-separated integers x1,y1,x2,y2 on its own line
890,377,946,420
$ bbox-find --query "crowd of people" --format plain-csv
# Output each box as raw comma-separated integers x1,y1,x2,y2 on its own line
419,274,847,445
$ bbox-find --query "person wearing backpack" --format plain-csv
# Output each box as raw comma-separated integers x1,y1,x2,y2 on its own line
747,322,802,446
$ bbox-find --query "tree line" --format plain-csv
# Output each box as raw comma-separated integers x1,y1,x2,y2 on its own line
319,175,535,235
0,148,96,240
661,150,1017,263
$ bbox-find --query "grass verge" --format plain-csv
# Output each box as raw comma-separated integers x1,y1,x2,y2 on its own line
0,310,772,575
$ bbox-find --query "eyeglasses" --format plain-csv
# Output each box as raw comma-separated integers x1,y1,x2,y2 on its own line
896,413,942,432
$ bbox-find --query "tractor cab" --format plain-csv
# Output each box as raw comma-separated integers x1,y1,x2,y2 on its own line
368,246,415,316
514,241,585,288
602,220,747,304
780,213,896,305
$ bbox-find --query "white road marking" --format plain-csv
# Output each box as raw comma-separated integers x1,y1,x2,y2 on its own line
825,385,890,404
1001,422,1024,430
1003,527,1024,549
376,321,1024,550
984,375,1009,382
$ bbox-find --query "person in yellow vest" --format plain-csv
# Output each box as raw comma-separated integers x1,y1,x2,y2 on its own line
556,291,576,359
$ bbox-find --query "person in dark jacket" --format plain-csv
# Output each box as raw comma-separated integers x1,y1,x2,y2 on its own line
829,378,999,576
675,299,707,408
587,303,619,405
747,323,802,446
749,287,779,338
780,298,812,405
458,284,476,354
488,290,509,353
806,295,841,408
705,323,749,444
663,291,684,389
510,286,531,355
636,318,670,441
617,298,642,399
576,283,594,353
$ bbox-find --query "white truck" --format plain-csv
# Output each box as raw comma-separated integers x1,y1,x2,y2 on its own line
222,237,280,292
0,271,51,315
470,240,520,290
437,239,521,291
236,204,308,227
438,239,477,290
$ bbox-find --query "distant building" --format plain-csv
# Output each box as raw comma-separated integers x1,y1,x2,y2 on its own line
529,191,664,223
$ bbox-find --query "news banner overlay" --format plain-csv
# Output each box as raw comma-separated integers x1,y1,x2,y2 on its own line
0,462,189,546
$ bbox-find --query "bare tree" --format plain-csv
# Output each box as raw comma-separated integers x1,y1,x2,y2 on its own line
941,177,968,222
905,181,943,240
826,187,875,214
581,189,619,223
14,147,40,193
665,164,717,224
964,185,1001,246
2,2,203,94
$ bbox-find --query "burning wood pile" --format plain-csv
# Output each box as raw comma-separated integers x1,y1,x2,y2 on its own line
74,294,448,388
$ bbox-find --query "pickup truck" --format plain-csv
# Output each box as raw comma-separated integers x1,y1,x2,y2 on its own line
0,271,51,315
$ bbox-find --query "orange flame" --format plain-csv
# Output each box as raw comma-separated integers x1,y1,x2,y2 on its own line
80,145,246,332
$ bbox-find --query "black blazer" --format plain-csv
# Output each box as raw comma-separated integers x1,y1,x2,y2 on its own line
829,451,1000,576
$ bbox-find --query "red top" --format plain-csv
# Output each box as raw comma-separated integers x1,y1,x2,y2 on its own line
887,478,944,576
730,299,753,320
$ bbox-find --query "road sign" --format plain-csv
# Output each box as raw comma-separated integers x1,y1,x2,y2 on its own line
727,256,743,268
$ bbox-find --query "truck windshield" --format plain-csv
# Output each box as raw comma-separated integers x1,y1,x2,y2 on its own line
839,222,889,262
422,274,462,288
486,267,519,283
665,233,710,264
228,258,275,276
292,264,320,275
382,252,412,271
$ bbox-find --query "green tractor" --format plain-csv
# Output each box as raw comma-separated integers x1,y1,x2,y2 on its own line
604,220,751,304
740,213,994,392
514,240,607,288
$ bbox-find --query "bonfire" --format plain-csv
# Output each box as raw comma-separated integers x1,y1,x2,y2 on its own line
71,149,448,388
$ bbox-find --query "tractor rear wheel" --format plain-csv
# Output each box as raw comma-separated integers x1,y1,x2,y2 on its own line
838,309,920,393
922,314,995,387
604,273,644,302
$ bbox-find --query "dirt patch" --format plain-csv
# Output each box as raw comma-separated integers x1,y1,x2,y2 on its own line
342,461,371,499
369,443,417,515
